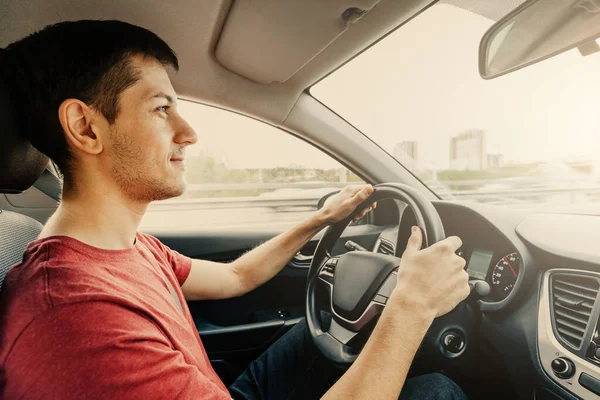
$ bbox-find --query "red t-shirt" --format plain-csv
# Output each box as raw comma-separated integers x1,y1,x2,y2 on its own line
0,233,231,399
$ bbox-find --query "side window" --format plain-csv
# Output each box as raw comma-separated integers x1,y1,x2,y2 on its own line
141,101,364,231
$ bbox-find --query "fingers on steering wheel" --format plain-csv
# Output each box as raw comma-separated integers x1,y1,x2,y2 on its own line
343,184,364,195
350,186,374,214
353,205,374,222
433,235,462,253
404,226,423,253
352,185,373,200
361,185,374,198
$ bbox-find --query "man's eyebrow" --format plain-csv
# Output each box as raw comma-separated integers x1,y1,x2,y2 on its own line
150,92,174,104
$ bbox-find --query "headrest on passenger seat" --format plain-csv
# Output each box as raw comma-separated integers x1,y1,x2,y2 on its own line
0,76,49,194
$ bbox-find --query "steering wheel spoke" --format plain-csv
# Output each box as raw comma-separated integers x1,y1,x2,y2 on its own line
319,262,389,332
328,319,359,344
314,330,358,364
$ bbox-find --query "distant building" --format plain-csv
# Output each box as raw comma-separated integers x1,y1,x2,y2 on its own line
400,141,418,160
449,130,486,171
487,154,504,168
593,149,600,177
393,141,418,171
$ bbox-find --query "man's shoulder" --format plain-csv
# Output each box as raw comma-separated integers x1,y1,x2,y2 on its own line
4,235,126,300
0,236,145,346
135,231,179,264
136,231,168,253
1,236,69,313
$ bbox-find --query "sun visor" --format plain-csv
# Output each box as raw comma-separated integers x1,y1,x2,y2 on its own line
215,0,381,84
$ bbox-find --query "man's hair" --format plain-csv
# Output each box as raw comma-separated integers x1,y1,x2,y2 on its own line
1,20,178,177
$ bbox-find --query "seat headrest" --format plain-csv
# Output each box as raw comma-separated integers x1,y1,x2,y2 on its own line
0,76,49,194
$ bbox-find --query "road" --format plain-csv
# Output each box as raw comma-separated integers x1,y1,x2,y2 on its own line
140,187,600,231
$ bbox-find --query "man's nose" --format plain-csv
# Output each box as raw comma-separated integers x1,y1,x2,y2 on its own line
174,115,198,146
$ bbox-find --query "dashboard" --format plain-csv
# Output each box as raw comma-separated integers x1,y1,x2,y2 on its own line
370,199,600,399
376,200,527,307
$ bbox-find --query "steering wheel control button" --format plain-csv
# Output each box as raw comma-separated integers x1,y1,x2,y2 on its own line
579,373,600,396
323,265,334,274
441,331,465,355
377,274,397,298
551,357,576,379
373,294,387,305
323,259,338,272
319,260,338,284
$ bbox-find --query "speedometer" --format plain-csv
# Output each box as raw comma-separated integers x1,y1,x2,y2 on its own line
491,253,521,299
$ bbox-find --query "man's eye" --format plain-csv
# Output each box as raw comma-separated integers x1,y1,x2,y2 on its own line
156,105,170,113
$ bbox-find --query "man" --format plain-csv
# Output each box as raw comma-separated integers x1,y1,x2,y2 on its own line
0,21,470,399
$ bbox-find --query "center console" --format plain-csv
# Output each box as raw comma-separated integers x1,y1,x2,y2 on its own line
538,270,600,399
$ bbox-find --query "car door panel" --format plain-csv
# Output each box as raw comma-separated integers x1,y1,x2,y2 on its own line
148,224,385,383
152,225,385,329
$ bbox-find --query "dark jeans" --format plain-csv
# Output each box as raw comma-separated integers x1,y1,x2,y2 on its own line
229,319,467,400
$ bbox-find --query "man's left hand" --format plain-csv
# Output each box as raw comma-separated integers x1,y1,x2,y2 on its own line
318,184,377,225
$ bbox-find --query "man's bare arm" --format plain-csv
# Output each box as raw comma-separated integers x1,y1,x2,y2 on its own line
181,185,375,301
181,213,328,300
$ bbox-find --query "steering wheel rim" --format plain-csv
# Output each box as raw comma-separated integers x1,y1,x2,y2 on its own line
305,183,446,364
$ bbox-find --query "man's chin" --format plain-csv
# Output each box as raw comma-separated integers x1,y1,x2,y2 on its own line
125,180,186,203
151,182,186,202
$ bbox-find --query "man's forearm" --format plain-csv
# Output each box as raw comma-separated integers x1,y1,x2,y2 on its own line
231,212,328,294
322,298,435,400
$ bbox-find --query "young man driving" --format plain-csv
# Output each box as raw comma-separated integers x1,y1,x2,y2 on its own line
0,21,470,399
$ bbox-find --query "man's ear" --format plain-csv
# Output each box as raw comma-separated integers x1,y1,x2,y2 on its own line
58,99,105,156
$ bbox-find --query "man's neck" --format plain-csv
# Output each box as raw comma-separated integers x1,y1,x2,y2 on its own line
41,182,148,250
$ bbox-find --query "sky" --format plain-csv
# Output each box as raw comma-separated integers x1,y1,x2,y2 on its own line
177,100,344,170
178,3,600,173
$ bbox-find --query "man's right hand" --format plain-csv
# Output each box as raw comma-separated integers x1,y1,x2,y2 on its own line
321,225,469,400
390,226,470,319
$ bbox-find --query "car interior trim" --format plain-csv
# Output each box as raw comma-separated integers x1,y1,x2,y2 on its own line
538,269,600,399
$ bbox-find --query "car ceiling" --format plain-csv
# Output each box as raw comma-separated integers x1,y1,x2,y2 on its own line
441,0,525,20
1,0,523,126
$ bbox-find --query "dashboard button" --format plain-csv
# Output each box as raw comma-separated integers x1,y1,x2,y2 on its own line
441,331,465,354
550,357,575,379
579,373,600,396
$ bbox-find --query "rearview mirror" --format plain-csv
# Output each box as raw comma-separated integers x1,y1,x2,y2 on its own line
479,0,600,79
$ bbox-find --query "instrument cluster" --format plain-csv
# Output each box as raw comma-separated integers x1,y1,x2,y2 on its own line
462,247,521,301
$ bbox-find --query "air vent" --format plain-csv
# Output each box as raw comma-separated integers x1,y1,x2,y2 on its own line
550,274,600,349
377,239,395,256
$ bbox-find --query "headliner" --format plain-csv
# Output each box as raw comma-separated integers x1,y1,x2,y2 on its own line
1,0,522,124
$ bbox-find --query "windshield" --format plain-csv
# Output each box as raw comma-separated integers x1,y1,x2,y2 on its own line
312,4,600,211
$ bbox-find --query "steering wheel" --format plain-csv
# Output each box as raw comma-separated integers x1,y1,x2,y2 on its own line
305,183,446,364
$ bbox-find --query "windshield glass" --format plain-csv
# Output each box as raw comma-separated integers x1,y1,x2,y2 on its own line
312,4,600,211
